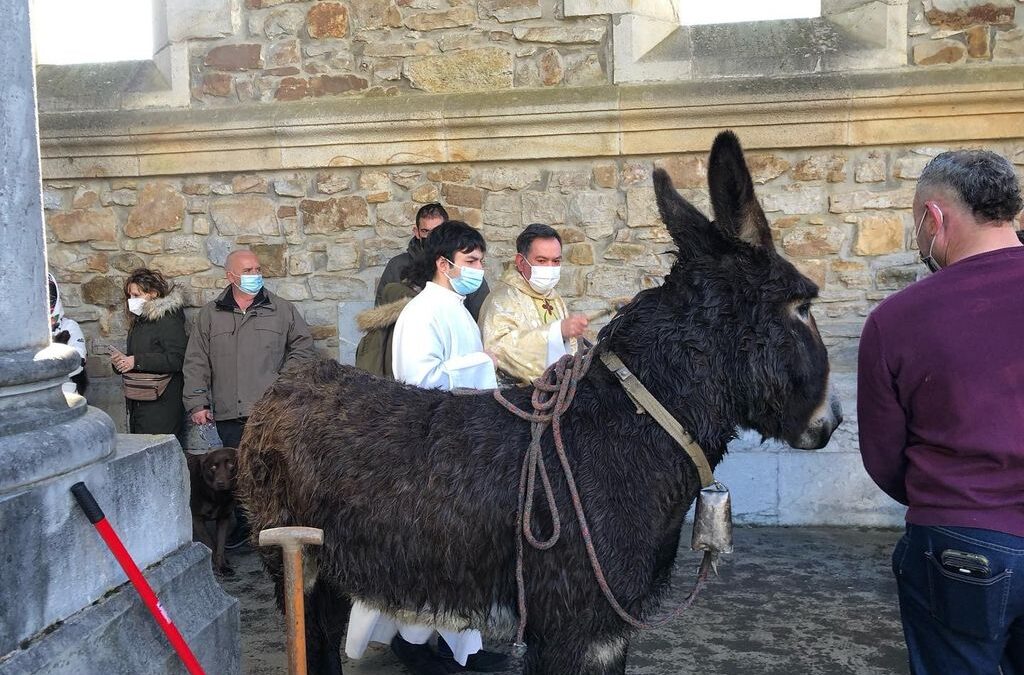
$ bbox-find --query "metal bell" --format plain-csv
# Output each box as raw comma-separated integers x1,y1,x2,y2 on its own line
691,481,734,555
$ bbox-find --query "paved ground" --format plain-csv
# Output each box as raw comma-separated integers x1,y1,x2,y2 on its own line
220,527,910,675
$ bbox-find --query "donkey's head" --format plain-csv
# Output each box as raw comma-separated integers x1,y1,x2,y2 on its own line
601,131,841,450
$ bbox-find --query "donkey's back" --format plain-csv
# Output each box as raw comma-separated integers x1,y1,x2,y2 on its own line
238,358,528,615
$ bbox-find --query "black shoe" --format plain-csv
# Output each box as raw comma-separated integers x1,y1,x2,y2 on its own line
391,635,451,675
224,522,250,550
437,638,510,673
224,507,251,550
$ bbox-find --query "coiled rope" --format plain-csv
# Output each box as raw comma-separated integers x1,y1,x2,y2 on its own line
493,343,713,651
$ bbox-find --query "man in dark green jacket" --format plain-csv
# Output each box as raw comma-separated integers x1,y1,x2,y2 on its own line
375,203,489,320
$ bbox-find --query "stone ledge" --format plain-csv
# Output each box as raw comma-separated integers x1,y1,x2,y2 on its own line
0,543,239,674
0,433,190,656
38,65,1024,179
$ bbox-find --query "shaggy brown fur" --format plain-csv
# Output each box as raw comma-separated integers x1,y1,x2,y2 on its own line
238,131,841,675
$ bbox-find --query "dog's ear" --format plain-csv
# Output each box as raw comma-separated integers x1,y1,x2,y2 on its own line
187,454,201,474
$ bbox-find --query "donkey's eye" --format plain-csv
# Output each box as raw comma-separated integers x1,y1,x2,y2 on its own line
797,302,811,319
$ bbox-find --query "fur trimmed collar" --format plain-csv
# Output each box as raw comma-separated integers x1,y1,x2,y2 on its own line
356,297,412,332
141,287,185,321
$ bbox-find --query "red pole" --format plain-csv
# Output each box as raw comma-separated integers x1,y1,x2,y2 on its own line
71,482,207,675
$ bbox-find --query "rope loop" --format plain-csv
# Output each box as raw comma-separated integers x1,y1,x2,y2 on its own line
493,344,711,647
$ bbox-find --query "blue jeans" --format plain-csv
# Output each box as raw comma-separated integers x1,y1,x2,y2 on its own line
893,524,1024,674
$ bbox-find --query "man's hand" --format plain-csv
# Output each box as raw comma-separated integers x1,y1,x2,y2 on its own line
560,314,589,340
191,408,214,425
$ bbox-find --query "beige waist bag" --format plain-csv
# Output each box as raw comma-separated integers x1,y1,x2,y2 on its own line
122,372,172,401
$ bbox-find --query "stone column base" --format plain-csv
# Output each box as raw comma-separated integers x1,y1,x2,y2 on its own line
0,543,239,674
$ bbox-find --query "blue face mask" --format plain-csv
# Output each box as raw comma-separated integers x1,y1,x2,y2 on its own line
444,259,484,296
238,274,264,294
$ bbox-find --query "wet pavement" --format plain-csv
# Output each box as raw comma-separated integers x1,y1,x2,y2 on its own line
221,526,909,675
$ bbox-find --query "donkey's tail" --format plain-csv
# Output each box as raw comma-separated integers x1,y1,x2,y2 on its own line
237,380,310,612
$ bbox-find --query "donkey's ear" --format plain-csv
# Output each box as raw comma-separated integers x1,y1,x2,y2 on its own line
653,168,714,260
707,131,773,249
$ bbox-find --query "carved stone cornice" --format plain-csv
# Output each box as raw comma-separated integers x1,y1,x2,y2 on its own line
38,65,1024,180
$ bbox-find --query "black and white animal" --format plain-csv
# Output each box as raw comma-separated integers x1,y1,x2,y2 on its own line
48,273,88,396
237,131,842,675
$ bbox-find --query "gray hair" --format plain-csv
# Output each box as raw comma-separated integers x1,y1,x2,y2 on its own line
917,149,1023,223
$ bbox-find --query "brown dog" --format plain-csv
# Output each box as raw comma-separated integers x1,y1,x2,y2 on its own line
188,447,238,576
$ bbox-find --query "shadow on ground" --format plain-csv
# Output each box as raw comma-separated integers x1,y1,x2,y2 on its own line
219,526,909,675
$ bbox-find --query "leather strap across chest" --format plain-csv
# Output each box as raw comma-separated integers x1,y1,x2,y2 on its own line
599,351,714,488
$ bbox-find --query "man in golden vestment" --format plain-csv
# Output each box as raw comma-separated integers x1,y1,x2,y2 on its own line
479,223,589,385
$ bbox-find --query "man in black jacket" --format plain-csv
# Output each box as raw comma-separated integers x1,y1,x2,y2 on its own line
374,203,489,320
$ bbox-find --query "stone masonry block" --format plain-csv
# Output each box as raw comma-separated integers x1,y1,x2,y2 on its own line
854,154,887,183
479,0,542,22
654,156,706,189
403,6,475,31
713,447,781,525
204,44,263,71
300,196,368,233
168,0,236,42
854,215,905,255
210,196,279,236
925,1,1015,30
125,183,186,238
307,3,349,39
405,48,513,94
777,452,905,526
762,185,828,215
746,153,791,184
781,226,846,257
48,209,117,243
913,39,967,65
829,187,915,213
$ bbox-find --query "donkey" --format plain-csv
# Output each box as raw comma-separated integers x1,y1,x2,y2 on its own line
237,130,842,675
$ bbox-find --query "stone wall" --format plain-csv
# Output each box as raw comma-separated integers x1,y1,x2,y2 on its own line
189,0,608,106
910,0,1024,64
43,139,1024,380
175,1,1024,107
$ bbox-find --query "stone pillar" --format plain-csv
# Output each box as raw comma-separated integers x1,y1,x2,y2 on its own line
0,2,239,671
0,0,111,496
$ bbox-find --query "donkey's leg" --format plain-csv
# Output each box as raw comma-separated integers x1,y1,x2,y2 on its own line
585,634,629,675
522,630,629,675
305,577,350,675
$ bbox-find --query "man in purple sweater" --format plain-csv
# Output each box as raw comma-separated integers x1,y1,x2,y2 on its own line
858,149,1024,674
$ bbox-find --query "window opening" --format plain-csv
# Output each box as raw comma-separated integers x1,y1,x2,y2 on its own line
677,0,821,26
32,0,153,65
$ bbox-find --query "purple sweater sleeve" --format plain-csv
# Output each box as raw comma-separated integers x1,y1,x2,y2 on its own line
856,315,909,505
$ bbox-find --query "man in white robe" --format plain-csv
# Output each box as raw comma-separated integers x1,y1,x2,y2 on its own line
478,224,588,385
346,221,505,675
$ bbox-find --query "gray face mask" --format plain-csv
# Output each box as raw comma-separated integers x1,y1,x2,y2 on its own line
916,207,942,274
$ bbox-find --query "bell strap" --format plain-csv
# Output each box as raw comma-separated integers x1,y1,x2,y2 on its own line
600,351,714,488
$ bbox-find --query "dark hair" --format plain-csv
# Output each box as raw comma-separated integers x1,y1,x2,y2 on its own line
48,277,58,311
918,150,1023,223
416,203,449,226
405,220,486,288
516,223,562,257
125,268,171,299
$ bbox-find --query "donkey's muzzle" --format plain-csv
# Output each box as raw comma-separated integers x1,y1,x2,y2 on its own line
792,388,843,450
